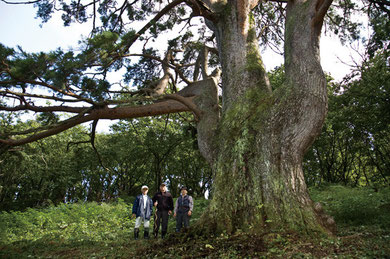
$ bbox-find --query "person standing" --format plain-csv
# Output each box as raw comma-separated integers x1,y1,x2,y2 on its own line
174,186,193,232
152,183,174,239
132,185,153,240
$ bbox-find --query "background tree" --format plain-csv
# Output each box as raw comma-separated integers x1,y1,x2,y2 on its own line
304,49,389,187
0,114,89,210
0,112,211,210
99,113,212,197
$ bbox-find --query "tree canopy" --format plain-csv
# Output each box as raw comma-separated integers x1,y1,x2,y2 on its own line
304,49,390,187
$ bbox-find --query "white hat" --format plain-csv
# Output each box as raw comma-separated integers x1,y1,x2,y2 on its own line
141,185,149,190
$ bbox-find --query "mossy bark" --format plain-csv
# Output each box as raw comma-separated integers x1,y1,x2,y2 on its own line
196,0,335,236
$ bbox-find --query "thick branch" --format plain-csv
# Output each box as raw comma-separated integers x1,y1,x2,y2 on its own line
185,0,216,21
125,53,192,84
150,50,173,96
313,0,334,29
200,46,209,79
192,74,220,164
282,0,331,159
0,112,95,146
0,97,195,147
163,94,202,120
0,70,222,148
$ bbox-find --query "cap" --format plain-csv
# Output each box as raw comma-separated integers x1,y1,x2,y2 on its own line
141,185,149,190
160,182,167,186
180,186,187,190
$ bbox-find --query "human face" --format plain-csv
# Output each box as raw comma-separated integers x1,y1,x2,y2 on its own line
160,185,166,192
181,189,187,196
142,188,148,195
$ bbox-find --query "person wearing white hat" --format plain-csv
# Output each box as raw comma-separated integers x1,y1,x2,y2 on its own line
132,185,153,239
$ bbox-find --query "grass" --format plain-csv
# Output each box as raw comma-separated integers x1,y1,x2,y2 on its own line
0,186,389,258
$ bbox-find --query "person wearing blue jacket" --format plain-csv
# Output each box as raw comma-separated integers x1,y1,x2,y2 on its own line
132,185,153,240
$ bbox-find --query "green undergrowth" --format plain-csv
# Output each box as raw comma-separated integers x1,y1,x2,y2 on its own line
0,200,132,244
310,184,390,228
1,186,389,258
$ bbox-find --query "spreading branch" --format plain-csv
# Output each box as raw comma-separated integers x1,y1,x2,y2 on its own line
0,66,95,105
0,65,221,147
122,0,186,53
0,0,225,151
0,89,86,103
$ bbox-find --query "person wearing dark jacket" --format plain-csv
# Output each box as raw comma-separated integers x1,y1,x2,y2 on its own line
152,183,174,238
174,186,193,232
132,185,153,240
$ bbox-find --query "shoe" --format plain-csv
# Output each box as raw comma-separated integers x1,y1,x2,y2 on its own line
144,228,149,239
134,228,139,240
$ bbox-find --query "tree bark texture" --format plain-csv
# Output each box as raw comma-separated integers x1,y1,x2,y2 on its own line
197,0,335,235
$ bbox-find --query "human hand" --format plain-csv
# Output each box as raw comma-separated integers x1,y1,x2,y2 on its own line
168,210,172,215
131,213,136,219
188,211,192,216
173,212,176,218
154,202,158,207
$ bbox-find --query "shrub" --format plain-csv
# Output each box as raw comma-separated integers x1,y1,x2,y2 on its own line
0,199,133,244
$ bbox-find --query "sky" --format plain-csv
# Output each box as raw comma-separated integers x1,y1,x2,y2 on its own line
0,1,363,131
0,2,90,52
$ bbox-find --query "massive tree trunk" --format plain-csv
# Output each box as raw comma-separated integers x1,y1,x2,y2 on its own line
196,0,335,235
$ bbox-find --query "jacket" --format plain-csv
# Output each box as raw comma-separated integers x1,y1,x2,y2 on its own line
132,194,153,220
174,195,194,213
152,191,174,211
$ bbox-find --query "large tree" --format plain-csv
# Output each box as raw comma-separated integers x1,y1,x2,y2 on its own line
2,0,374,235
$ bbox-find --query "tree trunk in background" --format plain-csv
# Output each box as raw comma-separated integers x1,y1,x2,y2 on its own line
196,0,335,235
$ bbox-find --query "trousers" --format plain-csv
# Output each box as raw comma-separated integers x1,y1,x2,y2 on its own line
134,216,150,229
154,210,169,236
176,211,190,232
